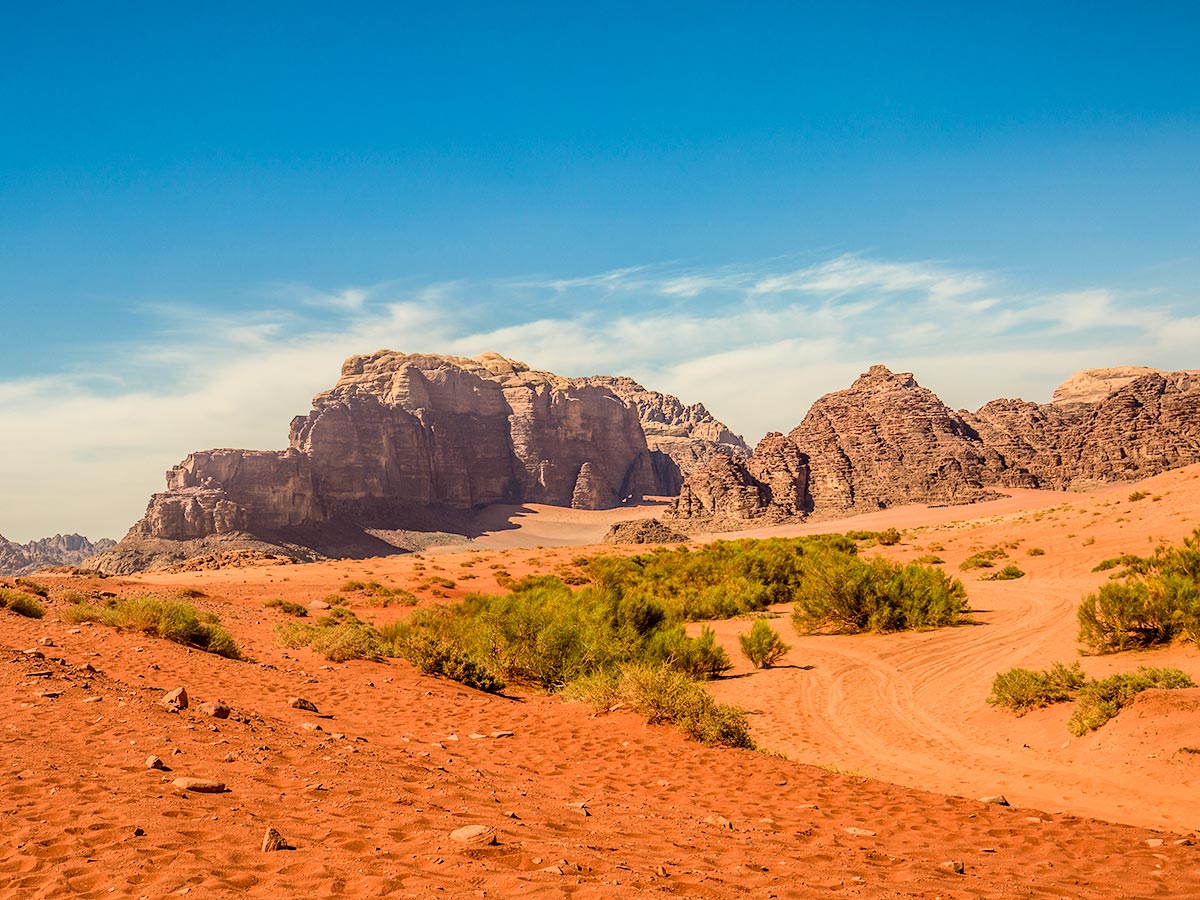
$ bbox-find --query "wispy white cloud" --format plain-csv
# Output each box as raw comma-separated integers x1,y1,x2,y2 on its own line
0,252,1195,541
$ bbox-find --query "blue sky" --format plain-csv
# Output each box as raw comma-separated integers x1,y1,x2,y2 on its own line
1,3,1198,540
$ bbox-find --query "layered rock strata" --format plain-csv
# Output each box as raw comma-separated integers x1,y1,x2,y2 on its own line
93,352,730,572
579,375,750,493
667,433,810,526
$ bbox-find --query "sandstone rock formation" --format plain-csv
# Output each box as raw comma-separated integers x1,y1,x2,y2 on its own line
579,375,749,493
0,533,116,576
666,433,810,526
668,363,1200,527
602,518,690,545
1051,366,1163,406
92,352,722,573
787,365,1002,511
790,364,1200,514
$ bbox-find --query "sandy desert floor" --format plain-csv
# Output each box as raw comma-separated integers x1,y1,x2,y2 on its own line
4,467,1200,898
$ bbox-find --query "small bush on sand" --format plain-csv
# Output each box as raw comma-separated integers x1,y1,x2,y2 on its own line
88,594,241,658
981,564,1025,581
988,662,1086,715
1026,547,1046,557
564,664,754,749
382,622,504,693
959,548,1008,571
1077,529,1200,653
0,587,47,618
792,553,968,634
277,609,384,662
339,580,419,606
738,619,790,669
644,625,733,680
264,598,308,617
14,578,49,597
1068,667,1194,735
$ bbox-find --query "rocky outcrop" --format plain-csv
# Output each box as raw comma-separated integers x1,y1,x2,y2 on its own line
970,369,1200,489
602,518,690,545
783,364,1200,515
579,375,749,494
0,533,116,576
666,433,810,526
1051,366,1163,406
788,366,1001,511
94,352,702,572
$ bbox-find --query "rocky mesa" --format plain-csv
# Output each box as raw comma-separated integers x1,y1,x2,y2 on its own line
667,363,1200,526
90,351,745,573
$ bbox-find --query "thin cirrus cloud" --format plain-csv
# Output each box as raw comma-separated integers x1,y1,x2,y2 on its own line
0,252,1193,542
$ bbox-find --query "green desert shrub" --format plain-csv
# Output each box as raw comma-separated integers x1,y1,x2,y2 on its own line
0,587,47,618
564,664,754,749
382,621,504,693
1026,547,1046,557
1068,667,1194,735
791,552,968,634
277,608,384,662
738,619,790,668
14,578,49,597
959,548,1008,571
644,624,733,680
988,662,1086,715
1077,529,1200,653
340,580,419,606
90,594,241,658
264,598,308,616
981,564,1025,581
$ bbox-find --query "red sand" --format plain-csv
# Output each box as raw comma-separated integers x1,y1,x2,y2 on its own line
5,466,1200,898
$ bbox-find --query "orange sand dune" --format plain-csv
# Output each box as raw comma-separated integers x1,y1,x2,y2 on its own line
4,466,1200,898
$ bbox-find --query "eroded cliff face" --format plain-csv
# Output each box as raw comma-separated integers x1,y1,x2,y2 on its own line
667,364,1200,526
579,375,750,494
94,352,680,571
666,432,810,526
787,365,1001,511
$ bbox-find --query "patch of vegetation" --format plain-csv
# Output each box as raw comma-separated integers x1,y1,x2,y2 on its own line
339,580,418,607
174,586,207,599
1128,490,1150,502
564,664,754,749
276,608,383,662
1026,547,1045,557
380,621,504,693
959,547,1008,570
739,619,790,668
14,578,48,597
791,554,968,634
62,594,240,658
913,554,945,565
0,587,47,618
981,564,1025,581
264,597,308,617
1068,667,1194,735
1077,529,1200,653
987,662,1086,715
844,528,902,546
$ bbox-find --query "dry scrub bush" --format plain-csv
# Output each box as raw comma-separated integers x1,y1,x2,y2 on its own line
1077,529,1200,653
988,662,1086,714
564,664,754,749
1068,667,1194,735
0,587,46,618
738,619,790,668
981,564,1025,581
62,594,241,658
